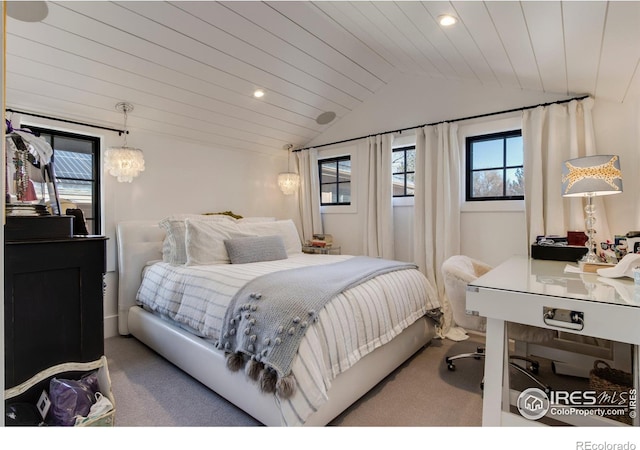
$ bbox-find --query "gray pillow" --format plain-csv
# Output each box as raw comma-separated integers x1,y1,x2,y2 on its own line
224,235,288,264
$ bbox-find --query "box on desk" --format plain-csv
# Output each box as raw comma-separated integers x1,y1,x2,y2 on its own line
531,243,588,262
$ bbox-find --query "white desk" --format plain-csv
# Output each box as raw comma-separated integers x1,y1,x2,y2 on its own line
467,255,640,426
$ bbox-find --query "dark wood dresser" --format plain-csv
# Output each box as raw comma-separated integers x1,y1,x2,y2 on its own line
4,236,107,388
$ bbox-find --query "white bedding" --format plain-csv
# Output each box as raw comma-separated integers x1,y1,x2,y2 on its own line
136,254,441,426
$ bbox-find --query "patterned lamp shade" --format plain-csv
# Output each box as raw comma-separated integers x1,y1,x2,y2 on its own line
561,155,623,197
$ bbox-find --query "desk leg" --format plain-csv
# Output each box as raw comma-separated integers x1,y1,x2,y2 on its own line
482,317,508,426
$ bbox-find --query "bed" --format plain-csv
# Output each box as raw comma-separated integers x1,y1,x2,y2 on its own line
116,215,444,426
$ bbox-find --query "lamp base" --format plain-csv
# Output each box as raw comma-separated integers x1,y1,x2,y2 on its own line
580,251,601,264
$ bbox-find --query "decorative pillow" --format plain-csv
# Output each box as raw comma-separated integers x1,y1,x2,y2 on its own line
237,219,302,256
224,235,288,264
184,219,255,266
159,214,236,265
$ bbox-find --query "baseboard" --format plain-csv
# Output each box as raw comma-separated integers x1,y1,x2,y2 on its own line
103,314,119,339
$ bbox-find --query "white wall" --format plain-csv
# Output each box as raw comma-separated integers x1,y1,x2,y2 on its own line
308,74,640,269
11,115,298,338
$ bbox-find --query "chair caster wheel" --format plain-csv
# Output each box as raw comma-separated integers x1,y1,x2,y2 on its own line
447,363,456,371
480,381,484,390
529,362,539,375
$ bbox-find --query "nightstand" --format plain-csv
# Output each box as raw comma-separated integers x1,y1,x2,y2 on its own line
302,245,341,255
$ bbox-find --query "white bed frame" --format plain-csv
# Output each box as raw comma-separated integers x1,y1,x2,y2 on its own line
116,220,437,426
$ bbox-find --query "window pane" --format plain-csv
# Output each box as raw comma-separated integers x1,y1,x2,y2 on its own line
472,140,504,170
506,167,525,196
321,184,336,204
406,173,415,194
506,136,523,166
338,182,351,203
338,159,351,181
320,161,337,183
392,152,405,173
54,150,93,181
406,149,415,171
472,169,504,198
392,174,405,196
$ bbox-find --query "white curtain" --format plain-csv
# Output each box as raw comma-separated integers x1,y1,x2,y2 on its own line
362,134,395,258
414,123,461,337
522,97,611,248
296,148,323,243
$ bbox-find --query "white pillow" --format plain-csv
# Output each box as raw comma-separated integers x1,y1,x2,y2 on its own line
184,219,255,266
237,219,302,256
159,214,236,265
236,217,276,223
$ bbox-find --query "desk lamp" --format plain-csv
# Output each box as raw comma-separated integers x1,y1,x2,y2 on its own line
562,155,622,263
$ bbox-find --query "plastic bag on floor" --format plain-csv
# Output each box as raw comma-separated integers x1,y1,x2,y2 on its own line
48,372,99,426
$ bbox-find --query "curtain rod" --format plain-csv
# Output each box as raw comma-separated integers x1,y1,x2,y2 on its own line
294,94,590,152
5,108,127,135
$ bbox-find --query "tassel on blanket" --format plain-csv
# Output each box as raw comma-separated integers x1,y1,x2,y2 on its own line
259,367,278,393
245,358,263,381
226,352,245,372
276,375,296,399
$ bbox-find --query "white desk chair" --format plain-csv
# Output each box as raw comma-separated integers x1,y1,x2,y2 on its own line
442,255,556,392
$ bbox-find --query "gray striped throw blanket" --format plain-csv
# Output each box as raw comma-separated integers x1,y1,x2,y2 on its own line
217,256,418,398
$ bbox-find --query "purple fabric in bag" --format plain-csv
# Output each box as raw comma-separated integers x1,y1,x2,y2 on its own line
48,372,99,426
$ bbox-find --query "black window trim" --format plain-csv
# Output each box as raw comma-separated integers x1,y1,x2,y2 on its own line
465,129,524,202
24,125,102,234
318,155,351,206
392,145,415,198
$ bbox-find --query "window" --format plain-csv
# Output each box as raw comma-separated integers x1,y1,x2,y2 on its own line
319,156,351,205
466,130,523,201
392,146,415,197
25,125,101,234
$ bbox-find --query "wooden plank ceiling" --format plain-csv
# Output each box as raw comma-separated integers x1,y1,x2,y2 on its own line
5,1,640,156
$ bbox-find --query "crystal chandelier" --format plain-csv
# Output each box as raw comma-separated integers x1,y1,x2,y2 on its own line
278,144,300,195
105,102,145,183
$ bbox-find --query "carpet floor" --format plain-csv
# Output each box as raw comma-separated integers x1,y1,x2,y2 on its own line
104,333,488,427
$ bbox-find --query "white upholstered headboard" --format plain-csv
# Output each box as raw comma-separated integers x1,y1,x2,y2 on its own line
116,221,165,335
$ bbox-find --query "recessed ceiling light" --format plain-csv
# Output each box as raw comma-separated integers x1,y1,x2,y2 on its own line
253,89,265,98
438,14,458,27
